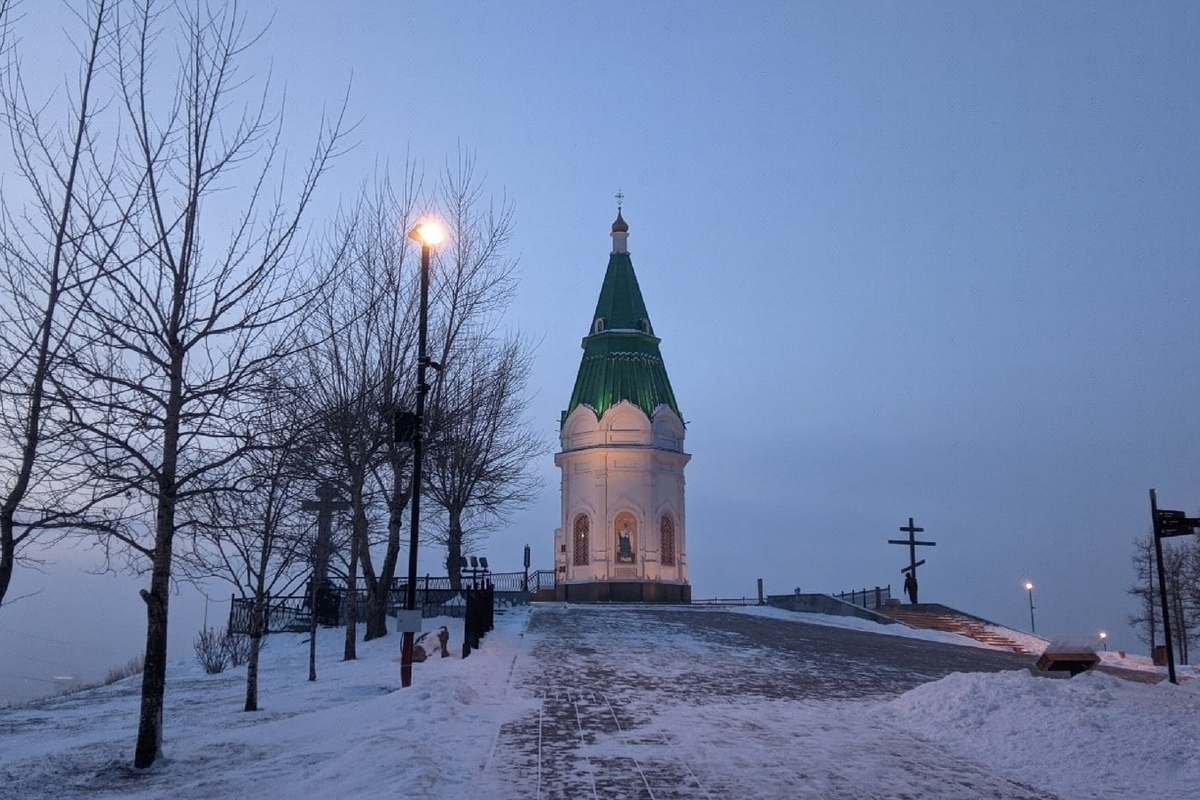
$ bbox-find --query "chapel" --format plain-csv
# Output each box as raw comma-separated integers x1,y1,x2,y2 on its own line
553,210,691,602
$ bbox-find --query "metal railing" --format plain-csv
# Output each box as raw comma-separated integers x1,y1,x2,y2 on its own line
691,597,761,606
833,585,892,609
228,570,554,634
528,569,556,594
227,595,313,635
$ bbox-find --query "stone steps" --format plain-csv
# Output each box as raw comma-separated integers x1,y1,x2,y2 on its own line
876,605,1033,655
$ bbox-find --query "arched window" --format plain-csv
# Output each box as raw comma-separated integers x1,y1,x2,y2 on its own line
639,318,652,334
593,317,605,334
660,515,676,566
573,514,590,566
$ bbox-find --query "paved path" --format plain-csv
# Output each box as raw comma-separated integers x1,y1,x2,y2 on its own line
475,605,1057,799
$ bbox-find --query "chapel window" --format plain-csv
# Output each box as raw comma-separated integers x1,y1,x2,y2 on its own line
573,514,590,566
660,515,676,567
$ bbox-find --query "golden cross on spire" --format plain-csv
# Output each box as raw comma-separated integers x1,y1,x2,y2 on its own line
615,190,624,212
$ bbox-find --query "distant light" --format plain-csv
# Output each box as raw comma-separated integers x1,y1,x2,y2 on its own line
409,221,446,247
1099,631,1107,639
1024,581,1034,591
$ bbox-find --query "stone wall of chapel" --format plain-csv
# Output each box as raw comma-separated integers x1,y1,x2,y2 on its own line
555,401,689,586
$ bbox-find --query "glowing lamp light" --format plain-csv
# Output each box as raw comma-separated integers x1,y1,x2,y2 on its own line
1023,581,1036,634
409,221,446,247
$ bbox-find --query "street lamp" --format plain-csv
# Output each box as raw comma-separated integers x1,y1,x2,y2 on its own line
1024,581,1036,634
400,219,445,689
1098,630,1107,651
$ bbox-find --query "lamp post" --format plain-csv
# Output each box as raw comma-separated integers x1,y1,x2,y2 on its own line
1098,631,1107,651
1024,581,1036,634
400,220,445,688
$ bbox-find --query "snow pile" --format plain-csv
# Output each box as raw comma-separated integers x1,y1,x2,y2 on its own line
0,610,537,800
886,668,1200,798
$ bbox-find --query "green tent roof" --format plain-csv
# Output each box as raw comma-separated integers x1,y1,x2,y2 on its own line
564,243,681,424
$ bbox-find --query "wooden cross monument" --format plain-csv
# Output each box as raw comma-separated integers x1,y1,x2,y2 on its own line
888,517,936,604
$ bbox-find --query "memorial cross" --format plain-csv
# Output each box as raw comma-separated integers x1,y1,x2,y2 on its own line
300,482,350,681
888,517,937,603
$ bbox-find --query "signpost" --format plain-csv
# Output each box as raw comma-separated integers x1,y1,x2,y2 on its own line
1149,489,1200,684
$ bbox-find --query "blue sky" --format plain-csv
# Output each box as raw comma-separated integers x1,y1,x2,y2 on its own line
3,2,1199,698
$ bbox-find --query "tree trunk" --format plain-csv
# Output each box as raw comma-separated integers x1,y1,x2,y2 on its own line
308,575,319,682
343,532,358,661
133,264,185,768
365,463,408,640
447,507,464,591
358,497,384,642
244,597,266,711
0,516,13,608
134,538,173,768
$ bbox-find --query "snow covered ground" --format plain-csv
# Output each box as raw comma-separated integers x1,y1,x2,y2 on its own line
1,605,1197,799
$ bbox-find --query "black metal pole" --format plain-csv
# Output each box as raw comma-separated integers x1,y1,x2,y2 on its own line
1150,489,1177,684
1027,585,1036,634
401,240,432,688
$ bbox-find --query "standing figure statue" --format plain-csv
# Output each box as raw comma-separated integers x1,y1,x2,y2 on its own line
903,571,919,605
617,521,635,563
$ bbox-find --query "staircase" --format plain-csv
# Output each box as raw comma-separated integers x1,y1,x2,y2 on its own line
875,603,1034,655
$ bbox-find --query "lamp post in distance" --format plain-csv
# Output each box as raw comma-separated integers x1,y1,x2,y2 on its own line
1023,581,1036,634
399,218,446,689
1098,631,1107,651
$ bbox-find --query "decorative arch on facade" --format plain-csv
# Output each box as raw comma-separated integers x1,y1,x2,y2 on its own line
602,400,652,433
614,511,638,564
659,514,676,566
572,513,590,566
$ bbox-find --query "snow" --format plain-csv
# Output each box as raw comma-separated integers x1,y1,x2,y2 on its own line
886,669,1200,796
2,605,1197,799
735,603,1018,648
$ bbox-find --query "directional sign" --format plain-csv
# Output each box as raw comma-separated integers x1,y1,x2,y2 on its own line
1156,508,1200,538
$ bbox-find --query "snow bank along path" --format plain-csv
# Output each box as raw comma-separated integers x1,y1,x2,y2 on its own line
1,604,1197,798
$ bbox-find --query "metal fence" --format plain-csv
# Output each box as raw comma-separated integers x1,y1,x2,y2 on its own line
227,570,555,635
337,570,550,595
690,597,761,606
528,569,556,594
227,596,313,635
833,585,892,609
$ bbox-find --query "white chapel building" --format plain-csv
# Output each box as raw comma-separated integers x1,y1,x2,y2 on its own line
553,211,691,603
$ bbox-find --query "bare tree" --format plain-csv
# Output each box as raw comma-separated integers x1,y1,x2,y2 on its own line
420,153,542,588
292,181,421,653
0,0,125,608
295,152,537,636
178,394,312,711
59,2,345,768
351,174,422,641
1164,541,1192,664
425,335,542,588
1127,534,1158,652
